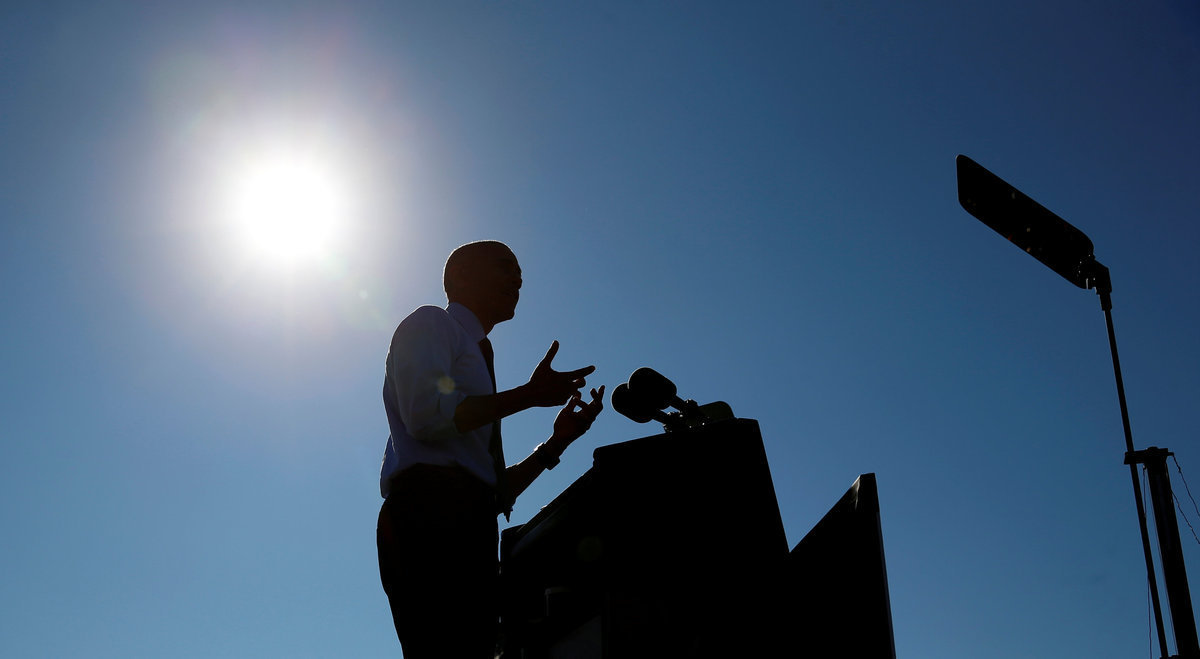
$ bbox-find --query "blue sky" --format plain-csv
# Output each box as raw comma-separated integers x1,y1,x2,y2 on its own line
2,2,1198,657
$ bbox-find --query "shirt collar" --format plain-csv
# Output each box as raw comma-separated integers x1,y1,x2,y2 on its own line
447,302,486,343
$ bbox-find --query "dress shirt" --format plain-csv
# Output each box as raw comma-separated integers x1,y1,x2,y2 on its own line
379,302,499,498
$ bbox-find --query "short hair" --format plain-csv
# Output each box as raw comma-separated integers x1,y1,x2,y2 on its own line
443,240,510,298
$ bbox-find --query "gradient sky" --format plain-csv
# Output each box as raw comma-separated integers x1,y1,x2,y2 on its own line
3,2,1199,657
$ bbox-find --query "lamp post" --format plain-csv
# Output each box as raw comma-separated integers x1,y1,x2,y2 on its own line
955,154,1197,659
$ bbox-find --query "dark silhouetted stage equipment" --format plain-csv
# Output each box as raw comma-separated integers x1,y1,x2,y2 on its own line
611,367,734,432
499,413,897,658
788,473,896,659
957,154,1198,659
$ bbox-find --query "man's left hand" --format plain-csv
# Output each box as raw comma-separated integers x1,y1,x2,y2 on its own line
549,385,605,451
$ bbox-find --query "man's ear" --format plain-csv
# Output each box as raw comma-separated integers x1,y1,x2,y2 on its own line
444,264,464,298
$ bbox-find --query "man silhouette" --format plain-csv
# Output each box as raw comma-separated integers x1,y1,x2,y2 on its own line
376,240,604,658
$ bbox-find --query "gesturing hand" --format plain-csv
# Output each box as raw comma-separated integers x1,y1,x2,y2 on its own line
550,385,606,448
524,340,596,408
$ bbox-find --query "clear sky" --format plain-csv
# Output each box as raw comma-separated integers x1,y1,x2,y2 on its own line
3,2,1199,657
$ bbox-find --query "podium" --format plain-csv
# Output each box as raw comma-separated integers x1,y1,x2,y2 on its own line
500,418,896,658
500,419,789,657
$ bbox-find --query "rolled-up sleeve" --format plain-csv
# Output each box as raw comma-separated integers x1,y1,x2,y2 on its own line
386,307,468,442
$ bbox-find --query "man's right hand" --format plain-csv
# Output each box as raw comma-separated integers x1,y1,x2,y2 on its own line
524,340,595,407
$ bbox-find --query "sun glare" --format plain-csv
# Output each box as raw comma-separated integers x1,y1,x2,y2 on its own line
225,149,350,266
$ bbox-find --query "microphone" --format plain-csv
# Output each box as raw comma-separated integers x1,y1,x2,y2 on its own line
611,382,681,427
627,367,688,412
611,367,735,431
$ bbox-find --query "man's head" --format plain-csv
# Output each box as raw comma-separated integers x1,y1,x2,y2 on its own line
444,240,523,332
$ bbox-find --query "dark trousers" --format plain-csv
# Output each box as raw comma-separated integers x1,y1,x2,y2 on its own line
377,465,500,659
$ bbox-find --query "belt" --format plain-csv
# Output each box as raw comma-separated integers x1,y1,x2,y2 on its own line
387,463,498,507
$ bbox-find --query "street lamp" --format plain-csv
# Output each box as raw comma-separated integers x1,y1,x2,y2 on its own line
956,154,1197,659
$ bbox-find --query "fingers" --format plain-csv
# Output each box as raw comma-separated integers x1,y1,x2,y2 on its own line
538,340,560,367
564,366,596,393
564,365,597,379
562,389,600,415
568,385,605,418
557,395,587,426
551,384,605,444
529,341,601,408
537,341,593,379
588,385,605,411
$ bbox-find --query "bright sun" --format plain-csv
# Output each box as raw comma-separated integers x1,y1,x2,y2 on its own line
225,149,350,266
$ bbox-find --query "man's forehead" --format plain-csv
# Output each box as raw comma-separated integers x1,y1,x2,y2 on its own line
449,241,519,272
481,245,518,266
